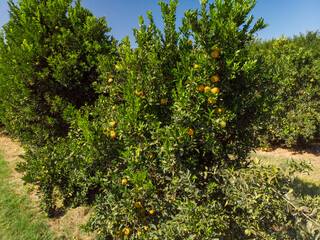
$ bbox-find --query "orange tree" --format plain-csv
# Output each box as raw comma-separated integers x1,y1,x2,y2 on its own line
17,0,320,239
250,32,320,147
0,0,115,146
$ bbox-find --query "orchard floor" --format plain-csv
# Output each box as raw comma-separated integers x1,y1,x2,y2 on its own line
0,131,94,240
252,143,320,196
0,131,319,238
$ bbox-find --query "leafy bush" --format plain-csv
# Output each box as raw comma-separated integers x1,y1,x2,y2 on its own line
0,0,115,145
250,32,320,147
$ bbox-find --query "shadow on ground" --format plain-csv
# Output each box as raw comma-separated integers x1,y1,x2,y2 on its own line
293,177,320,197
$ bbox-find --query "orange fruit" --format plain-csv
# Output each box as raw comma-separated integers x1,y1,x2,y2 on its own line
208,98,216,104
311,79,315,82
109,121,117,127
124,228,130,235
197,84,204,91
211,87,219,95
108,78,113,83
214,46,221,52
216,108,222,114
112,105,116,110
137,231,142,236
210,50,219,59
110,131,117,138
144,226,149,231
193,64,199,69
211,75,219,82
187,128,194,136
204,86,211,93
308,75,312,78
161,99,166,105
134,202,142,208
122,179,128,185
188,39,192,44
149,209,155,215
135,90,144,96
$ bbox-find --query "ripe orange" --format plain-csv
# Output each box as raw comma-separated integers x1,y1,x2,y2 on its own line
193,64,199,69
110,121,117,127
110,131,117,138
214,46,221,52
210,50,219,59
188,39,192,44
149,209,155,214
108,78,113,83
204,86,211,93
211,87,219,95
134,202,142,208
122,179,128,185
135,90,144,96
216,108,222,114
211,75,219,82
208,98,216,104
144,226,149,231
161,99,166,105
197,84,204,91
137,231,142,236
124,228,130,235
187,128,194,136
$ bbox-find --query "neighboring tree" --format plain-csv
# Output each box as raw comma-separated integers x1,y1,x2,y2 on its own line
250,31,320,147
0,0,115,145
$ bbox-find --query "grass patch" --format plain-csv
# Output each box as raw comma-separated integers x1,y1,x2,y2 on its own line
0,153,55,240
251,152,320,197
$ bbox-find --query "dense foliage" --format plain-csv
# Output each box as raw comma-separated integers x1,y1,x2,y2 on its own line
0,0,115,145
249,31,320,147
0,0,319,239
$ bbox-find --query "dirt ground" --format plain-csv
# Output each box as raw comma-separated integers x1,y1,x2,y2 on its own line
0,131,94,240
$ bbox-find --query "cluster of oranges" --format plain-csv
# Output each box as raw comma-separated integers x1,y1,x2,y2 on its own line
190,46,223,136
195,46,221,100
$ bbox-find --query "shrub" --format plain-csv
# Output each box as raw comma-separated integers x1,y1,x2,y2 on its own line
0,0,115,146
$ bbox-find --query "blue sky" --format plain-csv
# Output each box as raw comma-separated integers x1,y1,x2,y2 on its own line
1,0,319,47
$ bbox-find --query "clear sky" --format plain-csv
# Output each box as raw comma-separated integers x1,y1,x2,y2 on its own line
1,0,319,47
